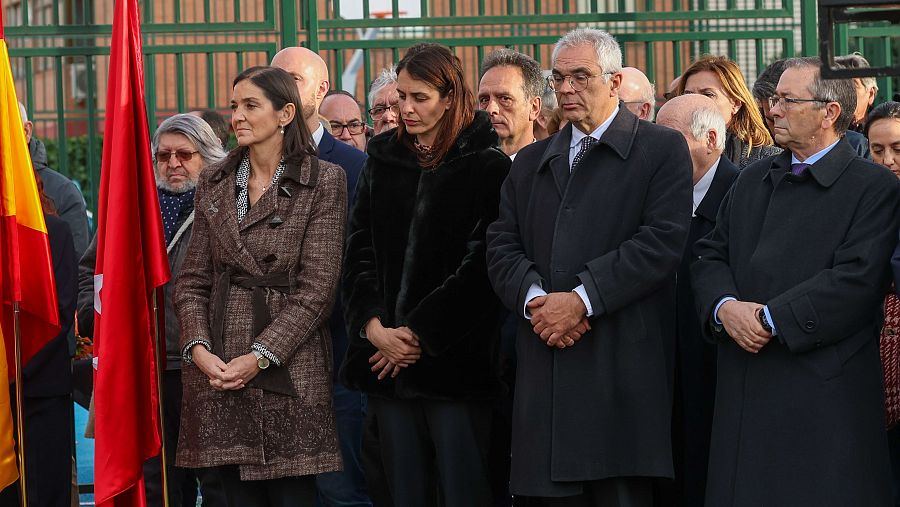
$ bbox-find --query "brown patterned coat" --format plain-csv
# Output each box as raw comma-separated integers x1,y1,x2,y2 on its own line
174,151,346,480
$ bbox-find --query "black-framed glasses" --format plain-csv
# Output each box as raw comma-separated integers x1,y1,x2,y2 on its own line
767,96,829,110
155,150,199,164
368,104,399,120
330,121,366,136
547,72,612,92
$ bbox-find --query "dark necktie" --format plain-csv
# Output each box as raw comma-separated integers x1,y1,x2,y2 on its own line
791,162,810,176
571,136,598,173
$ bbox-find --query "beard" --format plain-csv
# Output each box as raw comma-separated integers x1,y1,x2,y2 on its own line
156,173,197,193
302,100,317,123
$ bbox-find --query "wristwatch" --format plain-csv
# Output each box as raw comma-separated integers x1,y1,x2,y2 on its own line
252,350,270,370
758,309,772,333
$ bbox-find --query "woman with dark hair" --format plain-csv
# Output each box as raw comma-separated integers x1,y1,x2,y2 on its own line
870,101,900,507
174,65,347,506
341,42,510,507
678,55,781,168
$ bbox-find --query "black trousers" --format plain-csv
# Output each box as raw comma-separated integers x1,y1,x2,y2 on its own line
369,396,493,507
144,369,227,507
0,394,72,507
218,466,316,507
538,478,655,507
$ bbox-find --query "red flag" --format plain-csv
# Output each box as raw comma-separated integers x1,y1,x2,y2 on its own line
92,0,170,503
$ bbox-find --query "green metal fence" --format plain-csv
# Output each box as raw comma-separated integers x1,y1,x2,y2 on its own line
4,0,898,217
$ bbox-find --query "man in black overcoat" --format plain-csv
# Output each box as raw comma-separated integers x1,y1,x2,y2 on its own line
692,56,899,506
656,94,739,506
486,28,692,505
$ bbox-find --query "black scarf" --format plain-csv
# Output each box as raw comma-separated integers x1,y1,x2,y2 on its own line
158,187,195,243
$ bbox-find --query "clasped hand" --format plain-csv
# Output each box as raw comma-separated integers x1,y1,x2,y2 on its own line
365,318,422,380
528,292,591,349
191,344,261,391
717,300,772,353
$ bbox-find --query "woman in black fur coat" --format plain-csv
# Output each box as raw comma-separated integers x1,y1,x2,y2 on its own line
341,43,511,507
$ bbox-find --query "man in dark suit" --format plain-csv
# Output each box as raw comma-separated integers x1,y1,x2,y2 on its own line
486,28,692,506
271,47,370,507
692,56,899,506
656,94,739,506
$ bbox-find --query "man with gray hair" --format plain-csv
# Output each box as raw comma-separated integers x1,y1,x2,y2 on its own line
19,102,90,260
77,114,228,507
534,83,558,140
693,56,897,505
367,66,399,135
478,48,543,158
656,94,738,506
835,52,879,131
618,67,656,121
487,28,691,505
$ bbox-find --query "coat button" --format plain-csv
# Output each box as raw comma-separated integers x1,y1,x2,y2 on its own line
887,328,896,336
804,320,815,330
815,341,822,347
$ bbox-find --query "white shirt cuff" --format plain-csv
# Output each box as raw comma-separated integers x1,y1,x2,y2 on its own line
524,282,547,319
714,296,737,324
572,284,593,317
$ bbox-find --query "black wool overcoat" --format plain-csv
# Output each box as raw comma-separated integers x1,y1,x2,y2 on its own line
486,107,693,497
691,140,899,507
340,110,511,401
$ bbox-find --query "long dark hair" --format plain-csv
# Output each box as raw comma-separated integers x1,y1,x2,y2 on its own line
396,43,475,168
231,66,317,166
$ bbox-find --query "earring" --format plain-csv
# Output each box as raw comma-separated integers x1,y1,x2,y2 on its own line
280,124,285,134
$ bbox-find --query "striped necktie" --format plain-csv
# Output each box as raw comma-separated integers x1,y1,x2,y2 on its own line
571,136,598,173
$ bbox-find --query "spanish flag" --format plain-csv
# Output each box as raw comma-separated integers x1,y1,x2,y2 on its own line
0,13,61,491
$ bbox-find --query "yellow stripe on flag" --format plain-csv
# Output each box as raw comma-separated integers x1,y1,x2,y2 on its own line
0,325,19,490
0,39,46,234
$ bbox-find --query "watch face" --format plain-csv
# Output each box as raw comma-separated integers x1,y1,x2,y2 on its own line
257,356,271,369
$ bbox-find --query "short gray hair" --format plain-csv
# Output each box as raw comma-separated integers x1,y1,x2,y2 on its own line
368,66,398,105
552,29,622,79
541,82,557,114
152,113,228,166
689,107,727,151
17,101,28,123
480,49,545,100
835,53,878,91
784,56,857,134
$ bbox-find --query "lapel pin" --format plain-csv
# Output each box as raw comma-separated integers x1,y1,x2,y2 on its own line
278,186,292,198
268,215,284,228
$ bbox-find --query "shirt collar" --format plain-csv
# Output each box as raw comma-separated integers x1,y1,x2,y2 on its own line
312,123,325,147
791,139,840,166
570,106,619,148
693,157,720,216
509,139,537,161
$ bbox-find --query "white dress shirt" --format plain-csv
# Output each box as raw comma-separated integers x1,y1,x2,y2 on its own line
692,158,720,217
523,107,620,318
312,123,325,147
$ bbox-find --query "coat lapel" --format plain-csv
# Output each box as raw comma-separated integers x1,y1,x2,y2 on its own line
694,156,739,223
538,124,574,198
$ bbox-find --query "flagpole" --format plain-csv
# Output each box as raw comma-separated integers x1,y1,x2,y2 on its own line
152,288,170,507
12,302,27,507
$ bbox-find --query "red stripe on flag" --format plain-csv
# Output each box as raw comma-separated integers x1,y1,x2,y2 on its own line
0,215,58,379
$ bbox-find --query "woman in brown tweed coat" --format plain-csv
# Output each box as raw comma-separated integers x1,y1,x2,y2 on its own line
174,66,346,506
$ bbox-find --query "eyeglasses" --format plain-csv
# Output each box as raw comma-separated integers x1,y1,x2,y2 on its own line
368,104,399,120
330,121,366,136
548,72,612,92
155,150,199,164
767,96,829,110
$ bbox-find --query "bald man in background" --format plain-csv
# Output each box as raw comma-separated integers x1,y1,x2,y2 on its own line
656,94,738,506
271,47,370,507
619,67,656,121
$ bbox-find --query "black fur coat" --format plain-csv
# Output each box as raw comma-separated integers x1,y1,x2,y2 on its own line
340,110,511,400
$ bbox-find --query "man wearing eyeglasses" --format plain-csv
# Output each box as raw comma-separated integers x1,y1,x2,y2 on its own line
486,28,691,506
368,67,400,135
270,46,371,507
321,90,369,151
692,56,898,505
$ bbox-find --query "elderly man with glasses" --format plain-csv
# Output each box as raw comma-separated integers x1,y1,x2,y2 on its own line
486,28,691,506
76,114,228,507
368,67,400,135
692,56,898,505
